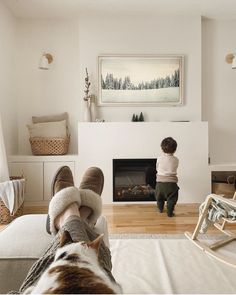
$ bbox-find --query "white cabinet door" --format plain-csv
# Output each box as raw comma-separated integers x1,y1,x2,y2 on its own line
9,162,44,202
43,162,75,201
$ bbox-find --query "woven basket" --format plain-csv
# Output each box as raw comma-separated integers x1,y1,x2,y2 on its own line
0,176,24,225
0,200,24,224
29,136,70,155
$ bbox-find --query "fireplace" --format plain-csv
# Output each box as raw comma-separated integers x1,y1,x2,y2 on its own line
79,122,210,204
113,158,157,202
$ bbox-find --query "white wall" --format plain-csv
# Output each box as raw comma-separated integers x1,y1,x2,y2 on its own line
202,19,236,164
15,19,80,154
0,2,17,155
15,15,202,154
3,11,236,165
79,15,202,123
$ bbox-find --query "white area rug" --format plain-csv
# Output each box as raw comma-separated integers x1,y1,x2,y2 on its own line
109,235,236,294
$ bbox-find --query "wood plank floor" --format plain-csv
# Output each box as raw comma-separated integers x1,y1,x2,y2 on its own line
1,203,234,234
102,203,201,234
22,203,205,234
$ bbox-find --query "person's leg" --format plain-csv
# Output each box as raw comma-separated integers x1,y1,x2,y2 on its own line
48,174,103,235
54,202,80,230
46,166,104,233
49,166,104,241
155,182,165,213
19,167,112,293
50,167,112,278
166,183,179,217
53,166,105,231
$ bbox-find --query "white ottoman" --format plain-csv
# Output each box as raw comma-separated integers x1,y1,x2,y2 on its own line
0,214,109,293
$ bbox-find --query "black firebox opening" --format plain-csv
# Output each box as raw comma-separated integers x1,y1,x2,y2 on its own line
113,158,157,202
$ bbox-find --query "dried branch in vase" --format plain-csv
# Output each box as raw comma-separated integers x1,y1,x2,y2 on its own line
84,68,92,102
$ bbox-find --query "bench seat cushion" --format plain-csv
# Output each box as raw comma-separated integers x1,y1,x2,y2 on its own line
0,215,52,293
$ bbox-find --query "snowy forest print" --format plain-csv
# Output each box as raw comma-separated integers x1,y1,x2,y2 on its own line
98,56,183,105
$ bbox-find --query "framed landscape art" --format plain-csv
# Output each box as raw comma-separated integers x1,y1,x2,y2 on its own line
98,55,184,106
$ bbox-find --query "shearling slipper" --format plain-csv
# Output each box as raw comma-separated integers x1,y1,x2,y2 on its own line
49,187,81,235
79,189,102,226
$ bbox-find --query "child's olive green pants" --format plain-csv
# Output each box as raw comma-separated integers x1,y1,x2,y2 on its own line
155,182,179,216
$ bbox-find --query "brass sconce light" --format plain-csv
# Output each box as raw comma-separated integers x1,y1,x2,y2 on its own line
225,53,236,69
39,53,53,70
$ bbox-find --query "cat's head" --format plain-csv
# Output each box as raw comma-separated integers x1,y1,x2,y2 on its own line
46,231,121,294
54,230,104,265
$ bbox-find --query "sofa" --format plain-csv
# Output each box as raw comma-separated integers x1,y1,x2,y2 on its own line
0,214,109,293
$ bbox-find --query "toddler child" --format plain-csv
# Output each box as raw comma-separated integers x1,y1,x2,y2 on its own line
156,137,179,217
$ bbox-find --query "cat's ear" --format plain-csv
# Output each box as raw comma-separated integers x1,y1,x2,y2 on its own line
60,230,73,247
87,234,104,254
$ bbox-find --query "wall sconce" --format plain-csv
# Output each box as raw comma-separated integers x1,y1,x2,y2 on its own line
225,53,236,69
39,53,53,70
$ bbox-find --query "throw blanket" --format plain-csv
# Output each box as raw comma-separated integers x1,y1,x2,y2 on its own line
0,179,25,214
200,197,236,233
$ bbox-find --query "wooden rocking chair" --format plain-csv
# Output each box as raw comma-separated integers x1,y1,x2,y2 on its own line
185,192,236,268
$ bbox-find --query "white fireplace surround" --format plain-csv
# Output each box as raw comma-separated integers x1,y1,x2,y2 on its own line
78,122,210,204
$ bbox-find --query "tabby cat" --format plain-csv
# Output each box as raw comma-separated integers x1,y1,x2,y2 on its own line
24,231,122,294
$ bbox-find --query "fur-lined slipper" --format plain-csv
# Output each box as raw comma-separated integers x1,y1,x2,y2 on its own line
49,187,102,235
49,187,81,235
79,189,102,226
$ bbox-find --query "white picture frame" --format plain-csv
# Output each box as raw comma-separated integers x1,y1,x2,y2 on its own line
98,55,184,106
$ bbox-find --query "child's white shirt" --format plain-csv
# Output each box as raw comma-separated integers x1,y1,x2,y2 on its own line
156,153,179,182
